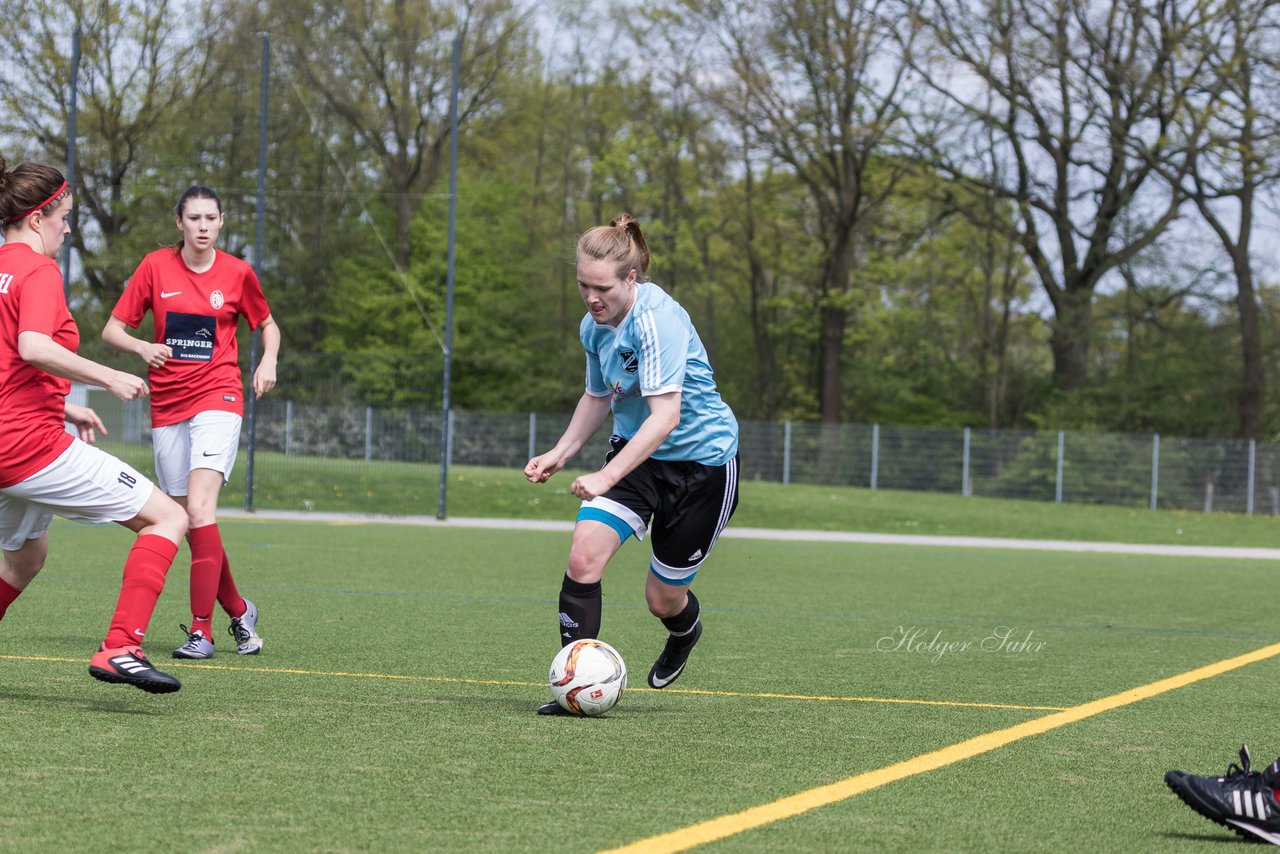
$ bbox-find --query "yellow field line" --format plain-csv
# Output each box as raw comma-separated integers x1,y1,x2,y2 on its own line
600,640,1280,854
0,654,1063,711
629,685,1065,711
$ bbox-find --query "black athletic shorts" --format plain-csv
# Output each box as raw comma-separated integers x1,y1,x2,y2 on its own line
577,435,740,585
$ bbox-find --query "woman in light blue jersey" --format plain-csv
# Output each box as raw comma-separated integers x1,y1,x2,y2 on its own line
525,213,740,715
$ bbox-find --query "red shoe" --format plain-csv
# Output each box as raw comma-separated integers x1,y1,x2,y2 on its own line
89,645,182,694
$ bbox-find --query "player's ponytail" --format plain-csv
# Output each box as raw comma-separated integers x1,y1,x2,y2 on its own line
577,213,650,281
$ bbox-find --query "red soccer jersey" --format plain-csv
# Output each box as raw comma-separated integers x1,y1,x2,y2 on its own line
112,248,271,427
0,242,78,488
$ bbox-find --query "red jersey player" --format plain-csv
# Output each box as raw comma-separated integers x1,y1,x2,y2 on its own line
103,184,281,660
0,156,188,693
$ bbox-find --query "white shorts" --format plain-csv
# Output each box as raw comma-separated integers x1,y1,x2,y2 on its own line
0,440,154,551
151,411,242,497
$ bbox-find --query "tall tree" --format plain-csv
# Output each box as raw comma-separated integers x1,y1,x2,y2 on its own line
199,0,372,355
845,162,1041,427
678,0,922,422
275,0,533,273
918,0,1207,391
0,0,220,312
1175,0,1280,439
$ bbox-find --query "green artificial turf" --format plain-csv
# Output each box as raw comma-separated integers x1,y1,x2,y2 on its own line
1,519,1276,851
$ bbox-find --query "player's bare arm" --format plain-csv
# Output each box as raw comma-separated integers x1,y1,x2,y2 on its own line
17,331,149,401
253,315,280,399
525,392,612,483
570,392,680,500
102,315,171,369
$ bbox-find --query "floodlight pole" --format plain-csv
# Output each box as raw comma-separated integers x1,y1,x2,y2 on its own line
245,32,269,512
62,26,80,299
437,35,461,520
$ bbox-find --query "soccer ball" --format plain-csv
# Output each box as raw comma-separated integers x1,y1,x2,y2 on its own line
549,639,627,716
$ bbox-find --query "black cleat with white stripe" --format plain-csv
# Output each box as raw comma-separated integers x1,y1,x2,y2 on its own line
89,646,182,694
1165,745,1280,845
647,619,702,689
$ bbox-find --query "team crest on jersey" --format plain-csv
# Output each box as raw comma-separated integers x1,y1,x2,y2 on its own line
618,349,639,374
210,290,225,309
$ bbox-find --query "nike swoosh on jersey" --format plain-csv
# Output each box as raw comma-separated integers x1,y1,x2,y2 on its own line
160,291,182,298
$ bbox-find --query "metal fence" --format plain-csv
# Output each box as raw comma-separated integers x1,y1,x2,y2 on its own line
77,386,1280,517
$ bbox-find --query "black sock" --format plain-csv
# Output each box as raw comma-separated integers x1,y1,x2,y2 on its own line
558,575,602,646
660,590,700,637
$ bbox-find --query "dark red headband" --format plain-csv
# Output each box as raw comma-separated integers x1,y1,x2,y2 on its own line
5,181,68,225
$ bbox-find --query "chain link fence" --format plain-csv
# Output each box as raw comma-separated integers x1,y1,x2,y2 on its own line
76,385,1280,518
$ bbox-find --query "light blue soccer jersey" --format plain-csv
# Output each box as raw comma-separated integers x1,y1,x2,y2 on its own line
580,282,738,466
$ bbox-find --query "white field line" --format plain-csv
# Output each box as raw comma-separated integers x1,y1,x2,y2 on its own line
218,509,1280,561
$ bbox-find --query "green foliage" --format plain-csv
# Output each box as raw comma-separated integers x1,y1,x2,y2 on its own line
316,211,443,407
842,165,1045,427
4,0,1277,439
412,175,566,412
1036,285,1247,437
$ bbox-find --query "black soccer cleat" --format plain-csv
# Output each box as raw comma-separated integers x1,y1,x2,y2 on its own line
1165,745,1280,845
647,619,702,689
537,699,579,716
89,645,182,694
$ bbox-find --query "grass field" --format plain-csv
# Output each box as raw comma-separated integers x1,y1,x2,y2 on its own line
2,493,1279,852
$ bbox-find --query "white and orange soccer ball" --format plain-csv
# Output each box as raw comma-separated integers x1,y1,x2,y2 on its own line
549,639,627,716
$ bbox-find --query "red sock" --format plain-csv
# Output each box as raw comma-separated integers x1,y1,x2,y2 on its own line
186,524,224,637
103,534,178,649
0,577,22,620
217,549,246,619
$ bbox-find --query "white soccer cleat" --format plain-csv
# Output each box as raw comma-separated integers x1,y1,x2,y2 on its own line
172,625,215,660
229,598,263,655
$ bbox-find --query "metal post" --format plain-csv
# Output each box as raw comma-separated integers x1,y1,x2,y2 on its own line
364,406,373,462
244,32,269,512
1150,433,1160,511
870,423,880,490
1055,430,1065,503
437,36,461,520
285,400,293,456
782,420,791,485
962,426,971,497
62,26,80,298
446,409,456,469
1247,439,1256,515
